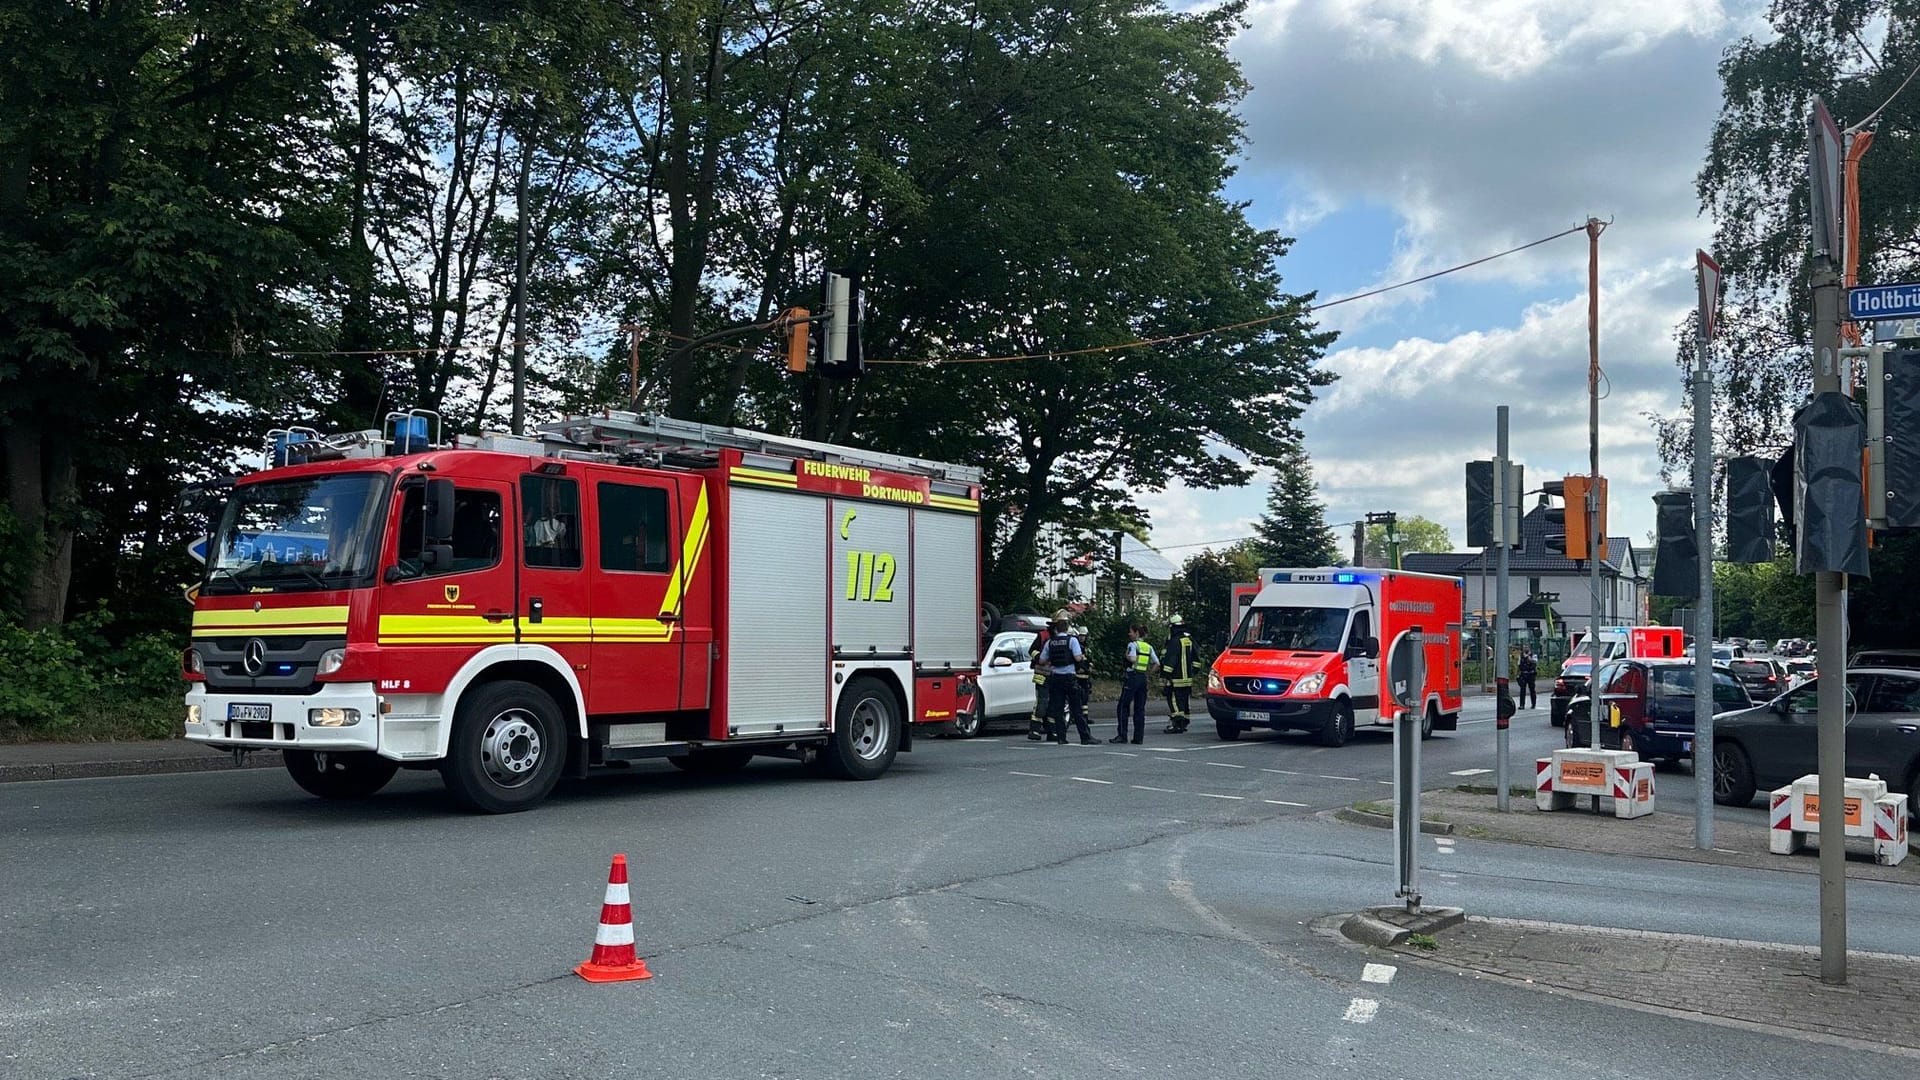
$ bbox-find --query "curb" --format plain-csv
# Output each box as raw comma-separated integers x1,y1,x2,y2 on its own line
1334,806,1454,836
0,751,283,785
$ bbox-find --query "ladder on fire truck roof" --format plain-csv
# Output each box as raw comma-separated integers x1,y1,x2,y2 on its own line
529,411,983,485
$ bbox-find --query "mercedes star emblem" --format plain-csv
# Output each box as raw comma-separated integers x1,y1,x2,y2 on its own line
242,638,268,676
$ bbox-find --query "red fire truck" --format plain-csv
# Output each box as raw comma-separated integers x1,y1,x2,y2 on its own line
1205,567,1463,746
182,412,983,812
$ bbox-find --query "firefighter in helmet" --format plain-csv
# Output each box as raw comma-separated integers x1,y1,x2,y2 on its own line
1161,614,1197,734
1026,618,1053,741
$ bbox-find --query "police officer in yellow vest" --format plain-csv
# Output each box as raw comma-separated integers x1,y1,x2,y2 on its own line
1110,623,1160,744
1161,615,1197,734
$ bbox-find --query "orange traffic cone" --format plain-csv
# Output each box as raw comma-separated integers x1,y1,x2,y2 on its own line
575,853,653,983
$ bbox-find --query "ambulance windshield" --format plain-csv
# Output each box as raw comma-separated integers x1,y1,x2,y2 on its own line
204,474,385,594
1231,605,1349,653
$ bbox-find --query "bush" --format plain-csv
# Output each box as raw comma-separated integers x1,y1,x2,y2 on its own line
0,608,184,741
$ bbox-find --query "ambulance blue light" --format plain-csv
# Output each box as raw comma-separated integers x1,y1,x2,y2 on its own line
1335,573,1357,584
1270,572,1291,583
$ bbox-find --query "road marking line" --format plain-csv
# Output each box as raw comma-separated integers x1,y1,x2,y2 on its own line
1459,718,1496,725
1197,793,1245,801
1361,963,1396,984
1261,768,1301,775
1130,785,1176,793
1071,776,1114,785
1343,998,1379,1024
1104,751,1139,758
1205,762,1248,769
1137,747,1186,753
1450,768,1492,777
1378,781,1395,786
1264,799,1308,807
1008,771,1053,778
1319,775,1364,781
1199,741,1257,751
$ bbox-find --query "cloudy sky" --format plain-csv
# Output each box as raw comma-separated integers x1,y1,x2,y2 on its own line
1140,0,1770,559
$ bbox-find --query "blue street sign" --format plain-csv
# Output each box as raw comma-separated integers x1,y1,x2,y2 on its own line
186,537,209,564
1847,282,1920,321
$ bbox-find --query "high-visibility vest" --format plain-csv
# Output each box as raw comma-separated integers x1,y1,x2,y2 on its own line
1128,641,1156,672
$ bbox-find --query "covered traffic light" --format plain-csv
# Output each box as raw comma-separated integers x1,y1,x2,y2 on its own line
1542,505,1567,556
1465,461,1494,547
1651,490,1698,598
815,272,864,379
1724,455,1774,563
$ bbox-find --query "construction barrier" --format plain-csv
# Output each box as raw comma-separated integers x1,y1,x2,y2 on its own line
1767,774,1909,867
1534,748,1654,819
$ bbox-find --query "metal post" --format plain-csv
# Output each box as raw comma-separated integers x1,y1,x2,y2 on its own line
1693,326,1716,850
1495,407,1511,811
1354,520,1365,568
1586,220,1606,760
1811,262,1848,984
511,133,531,436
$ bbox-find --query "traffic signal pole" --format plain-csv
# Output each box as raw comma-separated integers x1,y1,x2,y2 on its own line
1693,300,1716,851
1586,219,1607,763
1811,262,1849,984
1495,407,1511,812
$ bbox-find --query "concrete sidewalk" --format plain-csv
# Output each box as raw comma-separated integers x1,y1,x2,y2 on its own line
1387,915,1920,1057
0,739,279,784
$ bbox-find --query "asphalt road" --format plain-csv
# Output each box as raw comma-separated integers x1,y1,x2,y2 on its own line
3,701,1910,1079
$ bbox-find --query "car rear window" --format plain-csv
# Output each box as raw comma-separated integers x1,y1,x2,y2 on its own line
1730,661,1773,676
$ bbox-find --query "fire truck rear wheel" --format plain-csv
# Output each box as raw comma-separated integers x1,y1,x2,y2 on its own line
441,682,566,813
284,750,399,800
1319,700,1354,748
822,677,901,780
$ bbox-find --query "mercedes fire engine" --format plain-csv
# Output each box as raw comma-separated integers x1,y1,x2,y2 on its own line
182,411,983,812
1206,567,1464,745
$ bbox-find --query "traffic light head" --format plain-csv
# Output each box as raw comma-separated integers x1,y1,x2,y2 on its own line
785,307,810,372
1543,506,1567,556
1561,475,1609,562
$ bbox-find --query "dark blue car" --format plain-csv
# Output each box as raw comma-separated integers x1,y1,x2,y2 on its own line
1565,659,1753,763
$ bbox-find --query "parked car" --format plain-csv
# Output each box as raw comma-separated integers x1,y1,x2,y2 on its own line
1550,635,1630,727
1726,658,1789,701
1850,648,1920,671
1711,669,1920,811
951,630,1038,737
1774,639,1794,655
1564,658,1753,764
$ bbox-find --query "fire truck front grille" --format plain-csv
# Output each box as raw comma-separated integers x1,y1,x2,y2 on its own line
196,635,345,694
1225,677,1290,696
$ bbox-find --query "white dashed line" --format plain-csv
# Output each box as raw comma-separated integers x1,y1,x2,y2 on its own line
1130,785,1176,793
1361,963,1397,984
1197,793,1245,801
1205,762,1248,769
1319,775,1364,782
1264,799,1308,807
1342,998,1380,1024
1378,781,1394,786
1008,771,1053,778
1104,751,1139,758
1261,768,1301,775
1071,776,1114,785
1450,768,1493,777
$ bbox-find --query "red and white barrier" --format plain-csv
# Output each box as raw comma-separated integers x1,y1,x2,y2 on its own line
1534,749,1654,819
1768,774,1909,866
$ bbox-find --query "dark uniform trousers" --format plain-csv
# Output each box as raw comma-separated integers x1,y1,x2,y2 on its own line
1046,672,1091,742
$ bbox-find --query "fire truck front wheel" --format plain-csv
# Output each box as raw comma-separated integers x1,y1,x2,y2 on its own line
284,750,399,800
821,676,901,780
441,682,566,813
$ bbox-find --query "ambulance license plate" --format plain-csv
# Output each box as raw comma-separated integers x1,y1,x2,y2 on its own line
1236,710,1267,723
228,703,272,722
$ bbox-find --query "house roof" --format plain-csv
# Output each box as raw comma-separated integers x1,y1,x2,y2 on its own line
1401,506,1641,578
1120,535,1177,583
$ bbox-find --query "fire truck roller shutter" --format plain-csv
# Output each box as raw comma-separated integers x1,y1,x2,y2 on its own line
832,500,911,656
912,508,978,669
728,487,830,736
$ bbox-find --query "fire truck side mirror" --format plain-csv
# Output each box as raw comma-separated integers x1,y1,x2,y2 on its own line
421,543,454,572
424,478,455,543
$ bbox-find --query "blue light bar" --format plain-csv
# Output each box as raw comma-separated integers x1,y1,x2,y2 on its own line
1334,572,1357,584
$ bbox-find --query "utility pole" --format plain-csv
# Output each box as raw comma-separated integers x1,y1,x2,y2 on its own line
1494,407,1512,812
512,130,532,436
1353,520,1365,568
1586,218,1607,757
1112,531,1125,612
1693,252,1720,851
619,324,647,406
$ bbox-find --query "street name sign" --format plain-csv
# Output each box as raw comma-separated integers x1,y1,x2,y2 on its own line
1847,283,1920,322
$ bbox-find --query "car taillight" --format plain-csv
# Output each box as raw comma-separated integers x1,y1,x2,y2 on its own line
1554,678,1569,694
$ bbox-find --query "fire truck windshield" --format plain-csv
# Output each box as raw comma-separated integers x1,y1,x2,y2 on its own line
1231,605,1350,653
204,474,386,593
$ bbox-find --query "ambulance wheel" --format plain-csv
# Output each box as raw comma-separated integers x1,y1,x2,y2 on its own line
441,682,566,813
821,677,900,780
1420,703,1437,741
1711,741,1755,807
284,750,398,800
1319,700,1354,748
1214,720,1241,741
670,748,755,774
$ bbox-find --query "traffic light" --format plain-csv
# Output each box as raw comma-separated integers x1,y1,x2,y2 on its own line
1724,455,1774,563
784,307,810,372
1542,504,1567,556
816,272,864,379
1651,490,1698,598
1465,461,1494,547
1562,475,1610,562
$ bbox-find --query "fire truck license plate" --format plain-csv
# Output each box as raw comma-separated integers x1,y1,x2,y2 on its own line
1236,710,1267,722
228,703,272,722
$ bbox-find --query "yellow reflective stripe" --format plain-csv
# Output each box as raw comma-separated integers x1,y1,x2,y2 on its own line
660,482,709,616
195,625,347,638
193,605,349,629
589,616,674,640
730,466,797,487
927,494,979,513
378,615,514,638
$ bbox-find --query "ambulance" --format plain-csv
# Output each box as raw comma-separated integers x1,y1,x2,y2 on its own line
1204,567,1464,746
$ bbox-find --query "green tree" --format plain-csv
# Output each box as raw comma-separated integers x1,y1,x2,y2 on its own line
1364,516,1452,567
1252,444,1338,567
1165,542,1263,654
